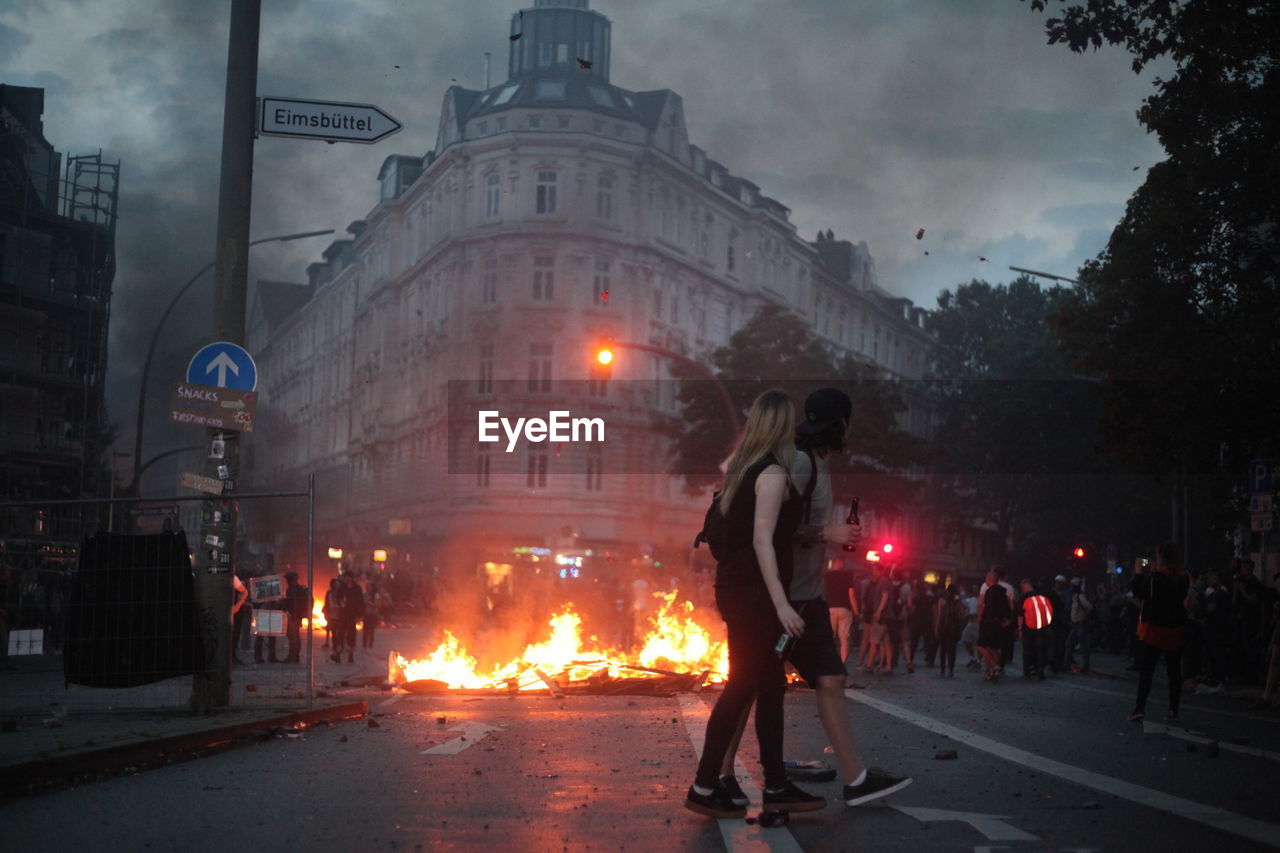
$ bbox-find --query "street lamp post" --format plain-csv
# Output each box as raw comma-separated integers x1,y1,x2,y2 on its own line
603,340,740,434
128,228,334,495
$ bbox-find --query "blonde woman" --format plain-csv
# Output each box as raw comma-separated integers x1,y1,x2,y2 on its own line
685,390,825,818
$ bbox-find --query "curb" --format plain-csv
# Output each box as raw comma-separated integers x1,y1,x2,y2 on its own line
2,700,368,799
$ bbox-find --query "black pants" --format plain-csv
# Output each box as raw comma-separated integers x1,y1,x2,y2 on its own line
1134,641,1182,714
254,635,278,662
695,585,788,791
285,623,301,662
938,635,959,673
1022,627,1051,675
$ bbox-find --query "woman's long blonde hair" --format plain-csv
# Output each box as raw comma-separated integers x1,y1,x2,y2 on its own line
718,389,796,514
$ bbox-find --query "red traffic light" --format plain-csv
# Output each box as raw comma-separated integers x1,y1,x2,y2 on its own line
882,543,894,554
1073,547,1085,559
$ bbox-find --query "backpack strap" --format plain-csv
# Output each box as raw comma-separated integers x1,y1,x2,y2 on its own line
800,448,818,525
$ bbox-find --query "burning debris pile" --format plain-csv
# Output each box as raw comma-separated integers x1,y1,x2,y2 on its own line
387,591,727,696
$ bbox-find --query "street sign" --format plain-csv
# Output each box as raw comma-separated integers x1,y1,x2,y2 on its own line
1249,459,1274,494
1252,513,1274,533
258,95,403,144
170,381,257,432
130,503,178,517
1251,494,1274,514
187,342,257,391
180,472,226,496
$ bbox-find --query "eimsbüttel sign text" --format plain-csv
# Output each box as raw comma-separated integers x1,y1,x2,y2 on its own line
258,96,402,144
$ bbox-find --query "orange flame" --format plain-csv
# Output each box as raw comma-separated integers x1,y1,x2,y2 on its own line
394,589,727,690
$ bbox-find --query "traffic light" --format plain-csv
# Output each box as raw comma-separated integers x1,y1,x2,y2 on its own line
882,543,894,555
595,346,614,367
1072,547,1085,559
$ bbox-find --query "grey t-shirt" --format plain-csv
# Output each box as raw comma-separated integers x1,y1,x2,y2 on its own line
788,449,831,600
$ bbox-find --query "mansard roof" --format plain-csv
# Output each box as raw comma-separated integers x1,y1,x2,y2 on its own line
455,72,672,129
256,279,313,333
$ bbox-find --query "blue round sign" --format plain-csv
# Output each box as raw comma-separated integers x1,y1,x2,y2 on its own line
187,342,257,391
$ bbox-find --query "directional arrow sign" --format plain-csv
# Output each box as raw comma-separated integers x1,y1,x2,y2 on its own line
259,96,403,144
893,806,1038,842
187,342,257,391
420,722,500,755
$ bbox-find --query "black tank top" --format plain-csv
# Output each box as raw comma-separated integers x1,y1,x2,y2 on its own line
715,453,804,592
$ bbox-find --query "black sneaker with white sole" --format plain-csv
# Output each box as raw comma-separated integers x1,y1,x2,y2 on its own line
843,769,913,806
719,775,748,808
684,784,747,819
762,781,826,812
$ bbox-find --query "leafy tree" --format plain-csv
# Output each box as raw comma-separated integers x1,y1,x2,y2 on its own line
665,304,927,517
1022,1,1280,543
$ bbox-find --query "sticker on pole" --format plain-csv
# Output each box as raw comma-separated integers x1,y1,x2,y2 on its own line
187,342,257,391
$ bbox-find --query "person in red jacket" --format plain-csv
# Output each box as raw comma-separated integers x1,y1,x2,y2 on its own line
1128,543,1192,722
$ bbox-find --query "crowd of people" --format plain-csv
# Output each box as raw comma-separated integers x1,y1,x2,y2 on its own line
230,567,394,666
683,385,1280,821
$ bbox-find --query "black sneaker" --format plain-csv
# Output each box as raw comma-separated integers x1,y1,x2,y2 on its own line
685,784,747,819
762,781,826,813
719,775,749,808
843,769,912,806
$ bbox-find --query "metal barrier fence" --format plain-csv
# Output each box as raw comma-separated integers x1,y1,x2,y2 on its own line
0,480,315,716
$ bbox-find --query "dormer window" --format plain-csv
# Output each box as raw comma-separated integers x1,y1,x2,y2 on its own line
493,84,520,106
535,80,566,101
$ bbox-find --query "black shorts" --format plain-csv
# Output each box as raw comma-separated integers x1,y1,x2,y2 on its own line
787,598,847,688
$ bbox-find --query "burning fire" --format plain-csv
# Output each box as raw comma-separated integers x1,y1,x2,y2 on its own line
394,590,728,691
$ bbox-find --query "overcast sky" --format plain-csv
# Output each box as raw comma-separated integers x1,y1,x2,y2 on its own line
0,0,1165,442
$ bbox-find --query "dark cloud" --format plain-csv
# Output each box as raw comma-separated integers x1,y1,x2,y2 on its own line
1041,203,1125,229
0,22,30,55
4,0,1165,451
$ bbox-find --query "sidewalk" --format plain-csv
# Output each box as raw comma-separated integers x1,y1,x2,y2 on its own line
0,697,369,798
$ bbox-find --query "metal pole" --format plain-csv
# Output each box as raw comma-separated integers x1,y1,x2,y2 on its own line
128,230,330,496
612,340,740,433
307,472,315,711
191,0,260,713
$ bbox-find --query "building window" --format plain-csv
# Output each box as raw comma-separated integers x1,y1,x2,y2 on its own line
727,229,738,273
586,446,603,491
496,117,507,131
596,174,614,221
535,170,558,213
528,342,552,393
614,123,626,137
478,343,494,394
477,121,488,136
593,119,605,133
592,259,611,306
557,115,571,129
481,258,498,304
528,115,542,129
484,173,501,219
532,255,555,300
527,451,548,489
476,445,491,488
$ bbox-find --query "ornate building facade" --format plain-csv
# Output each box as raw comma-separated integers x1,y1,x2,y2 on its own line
246,1,948,582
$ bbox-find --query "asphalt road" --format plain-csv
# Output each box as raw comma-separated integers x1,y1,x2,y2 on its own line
3,653,1278,853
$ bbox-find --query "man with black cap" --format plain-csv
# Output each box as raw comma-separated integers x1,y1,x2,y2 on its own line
716,388,912,809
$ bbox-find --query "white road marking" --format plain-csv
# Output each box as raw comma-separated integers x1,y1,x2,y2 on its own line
376,692,405,710
893,806,1037,841
1048,678,1269,722
421,721,500,755
677,694,804,853
847,689,1280,849
1142,720,1280,762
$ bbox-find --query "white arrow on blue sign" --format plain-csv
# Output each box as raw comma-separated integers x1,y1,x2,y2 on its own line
187,342,257,391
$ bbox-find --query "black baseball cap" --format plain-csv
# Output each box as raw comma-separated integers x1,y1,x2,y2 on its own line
796,387,852,435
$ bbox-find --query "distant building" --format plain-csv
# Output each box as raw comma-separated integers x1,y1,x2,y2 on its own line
0,85,118,589
247,1,948,584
